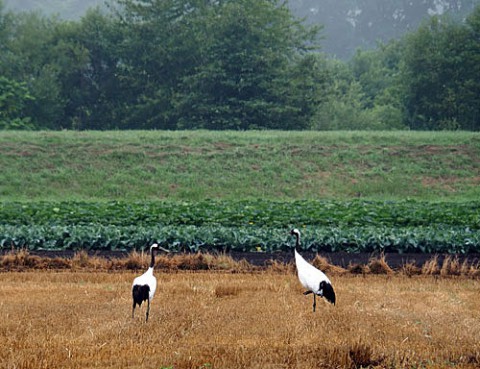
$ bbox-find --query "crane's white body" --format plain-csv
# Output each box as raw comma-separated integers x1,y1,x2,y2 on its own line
132,243,159,322
294,249,331,293
291,229,336,310
132,266,157,302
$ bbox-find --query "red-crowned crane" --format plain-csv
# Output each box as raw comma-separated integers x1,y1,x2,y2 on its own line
132,243,159,322
290,229,336,311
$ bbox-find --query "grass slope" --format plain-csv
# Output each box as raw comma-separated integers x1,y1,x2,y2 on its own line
1,130,479,201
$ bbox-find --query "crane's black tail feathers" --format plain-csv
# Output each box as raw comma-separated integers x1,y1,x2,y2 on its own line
320,281,336,306
132,284,150,307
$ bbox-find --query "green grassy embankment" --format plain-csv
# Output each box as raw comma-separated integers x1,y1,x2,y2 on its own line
1,130,479,201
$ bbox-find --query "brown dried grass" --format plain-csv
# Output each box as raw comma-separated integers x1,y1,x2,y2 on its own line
440,256,462,277
0,248,43,269
368,254,394,275
264,259,294,274
347,262,370,275
111,249,147,270
311,254,348,275
422,255,441,276
2,249,480,279
401,261,423,277
1,271,479,368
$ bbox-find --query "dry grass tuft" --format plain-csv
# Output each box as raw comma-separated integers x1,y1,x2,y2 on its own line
368,254,394,275
465,260,480,278
460,258,471,276
422,255,440,275
71,249,90,268
203,252,255,272
174,252,211,270
0,249,42,270
348,342,377,368
312,254,348,275
44,257,71,269
155,252,257,272
401,261,422,277
265,259,294,274
347,262,370,274
214,284,240,298
441,255,462,277
118,250,147,270
326,342,377,369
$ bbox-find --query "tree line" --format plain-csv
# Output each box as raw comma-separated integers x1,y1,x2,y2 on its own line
1,0,479,131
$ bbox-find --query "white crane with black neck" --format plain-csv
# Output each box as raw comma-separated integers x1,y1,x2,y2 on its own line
132,243,159,322
290,229,336,311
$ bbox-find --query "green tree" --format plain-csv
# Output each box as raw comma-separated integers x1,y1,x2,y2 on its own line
0,5,124,130
51,8,123,129
401,9,480,130
313,53,406,131
110,0,204,129
113,0,321,130
459,5,480,130
0,11,66,128
0,76,35,129
348,41,406,130
173,0,320,130
312,58,364,130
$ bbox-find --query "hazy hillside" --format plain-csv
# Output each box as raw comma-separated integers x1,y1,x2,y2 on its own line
290,0,480,58
4,0,101,20
4,0,480,58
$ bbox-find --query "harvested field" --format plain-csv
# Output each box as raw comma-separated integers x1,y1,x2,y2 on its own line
1,269,480,369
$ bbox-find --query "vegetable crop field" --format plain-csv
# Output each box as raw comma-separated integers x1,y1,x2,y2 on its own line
1,199,480,253
1,130,479,254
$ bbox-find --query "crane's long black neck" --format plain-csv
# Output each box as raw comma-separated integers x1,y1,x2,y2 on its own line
294,233,301,252
149,247,156,268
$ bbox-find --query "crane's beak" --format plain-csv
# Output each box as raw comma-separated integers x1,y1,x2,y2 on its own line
157,246,171,253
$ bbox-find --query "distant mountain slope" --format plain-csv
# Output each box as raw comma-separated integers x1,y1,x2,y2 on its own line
290,0,480,58
4,0,101,20
4,0,480,59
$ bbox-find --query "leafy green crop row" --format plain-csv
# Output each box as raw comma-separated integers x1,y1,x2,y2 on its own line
1,199,479,228
1,224,479,254
1,200,479,253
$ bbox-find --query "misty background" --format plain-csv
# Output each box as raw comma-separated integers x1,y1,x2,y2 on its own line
5,0,480,59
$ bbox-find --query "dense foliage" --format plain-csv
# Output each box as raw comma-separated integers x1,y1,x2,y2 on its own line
0,0,480,130
1,200,479,253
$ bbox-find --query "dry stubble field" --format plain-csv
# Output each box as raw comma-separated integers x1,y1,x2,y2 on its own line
1,271,479,369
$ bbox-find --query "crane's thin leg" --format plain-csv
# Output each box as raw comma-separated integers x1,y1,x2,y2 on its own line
303,291,315,311
146,300,150,322
132,302,136,319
